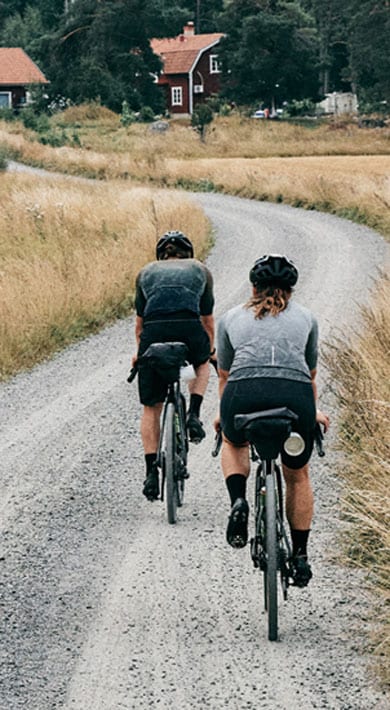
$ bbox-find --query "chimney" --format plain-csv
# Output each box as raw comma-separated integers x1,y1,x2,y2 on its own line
183,21,195,37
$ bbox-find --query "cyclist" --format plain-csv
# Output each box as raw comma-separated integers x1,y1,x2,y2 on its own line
133,230,215,502
215,254,329,587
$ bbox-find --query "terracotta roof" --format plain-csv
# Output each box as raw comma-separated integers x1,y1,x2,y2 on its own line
151,33,223,74
0,48,49,85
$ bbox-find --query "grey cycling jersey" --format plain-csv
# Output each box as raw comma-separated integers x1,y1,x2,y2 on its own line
217,300,318,383
135,258,214,319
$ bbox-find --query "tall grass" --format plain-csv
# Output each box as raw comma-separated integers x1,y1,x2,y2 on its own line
2,115,389,235
0,173,210,378
325,276,390,685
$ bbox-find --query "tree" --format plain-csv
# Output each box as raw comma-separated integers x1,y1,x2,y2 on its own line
49,0,165,113
219,1,319,107
191,103,214,141
304,0,351,96
346,0,390,111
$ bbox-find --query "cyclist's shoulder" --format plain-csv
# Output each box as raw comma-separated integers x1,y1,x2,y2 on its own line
289,300,318,326
220,303,246,324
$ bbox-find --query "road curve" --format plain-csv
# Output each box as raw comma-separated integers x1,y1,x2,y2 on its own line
0,191,389,710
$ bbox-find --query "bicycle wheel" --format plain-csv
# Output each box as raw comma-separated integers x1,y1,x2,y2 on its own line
265,461,278,641
175,394,187,508
163,402,178,524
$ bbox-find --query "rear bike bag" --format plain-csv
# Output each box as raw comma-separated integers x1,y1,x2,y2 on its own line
139,342,189,383
234,407,298,461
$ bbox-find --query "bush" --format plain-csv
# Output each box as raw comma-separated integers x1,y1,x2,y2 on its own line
0,145,8,171
0,107,14,122
20,108,50,133
120,100,136,127
139,106,155,123
191,104,214,141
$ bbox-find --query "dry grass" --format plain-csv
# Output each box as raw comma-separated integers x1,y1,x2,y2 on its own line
2,115,389,235
0,173,210,378
325,276,390,685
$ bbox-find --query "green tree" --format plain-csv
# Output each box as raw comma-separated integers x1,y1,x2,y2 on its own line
346,0,390,111
304,0,351,96
219,0,319,107
191,103,213,141
49,0,165,112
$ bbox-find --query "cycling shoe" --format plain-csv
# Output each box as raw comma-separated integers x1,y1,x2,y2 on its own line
226,498,249,548
186,413,206,444
142,468,159,501
291,555,312,587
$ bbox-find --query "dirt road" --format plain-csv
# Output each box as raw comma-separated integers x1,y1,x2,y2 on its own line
0,191,388,709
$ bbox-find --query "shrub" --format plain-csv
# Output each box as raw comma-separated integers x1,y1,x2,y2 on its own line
139,106,155,123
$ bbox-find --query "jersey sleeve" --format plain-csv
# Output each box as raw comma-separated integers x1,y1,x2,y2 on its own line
217,315,235,371
305,316,318,371
199,266,214,316
134,273,146,317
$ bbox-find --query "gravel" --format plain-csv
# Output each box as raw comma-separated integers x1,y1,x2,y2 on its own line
0,188,389,709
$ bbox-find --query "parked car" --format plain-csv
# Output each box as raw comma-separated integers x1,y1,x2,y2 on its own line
252,109,266,119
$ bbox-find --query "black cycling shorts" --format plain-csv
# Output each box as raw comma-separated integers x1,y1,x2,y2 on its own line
220,377,316,469
137,317,210,406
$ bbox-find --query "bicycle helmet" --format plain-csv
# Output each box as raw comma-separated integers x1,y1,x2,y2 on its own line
249,254,298,288
156,230,194,260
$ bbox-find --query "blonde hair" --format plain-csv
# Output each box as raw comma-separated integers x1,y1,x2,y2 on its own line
245,285,292,319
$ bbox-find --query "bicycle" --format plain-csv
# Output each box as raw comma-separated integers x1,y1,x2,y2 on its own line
128,342,190,525
213,408,325,641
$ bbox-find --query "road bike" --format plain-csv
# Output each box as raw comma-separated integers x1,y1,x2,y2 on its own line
128,342,189,524
213,408,325,641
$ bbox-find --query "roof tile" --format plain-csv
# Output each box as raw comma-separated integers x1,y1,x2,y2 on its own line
151,33,223,75
0,48,48,85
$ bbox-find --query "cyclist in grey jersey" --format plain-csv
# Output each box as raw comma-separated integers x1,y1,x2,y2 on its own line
216,255,329,587
218,299,318,383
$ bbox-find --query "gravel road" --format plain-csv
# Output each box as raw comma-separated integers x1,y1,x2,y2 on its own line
0,189,389,710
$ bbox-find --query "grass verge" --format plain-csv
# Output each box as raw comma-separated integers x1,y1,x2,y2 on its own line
325,275,390,686
0,173,210,379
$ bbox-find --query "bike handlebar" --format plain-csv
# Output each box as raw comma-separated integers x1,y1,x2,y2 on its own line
314,422,325,457
127,363,138,383
211,429,223,457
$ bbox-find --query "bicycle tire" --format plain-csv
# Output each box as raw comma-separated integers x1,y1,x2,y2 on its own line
176,394,187,508
164,402,178,524
265,462,278,641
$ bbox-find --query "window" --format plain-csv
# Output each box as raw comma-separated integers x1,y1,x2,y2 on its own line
171,86,183,106
0,92,11,108
209,55,220,74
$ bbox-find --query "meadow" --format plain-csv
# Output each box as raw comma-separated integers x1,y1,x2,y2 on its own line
0,107,389,680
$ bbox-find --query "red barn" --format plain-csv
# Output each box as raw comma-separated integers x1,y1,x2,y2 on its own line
151,22,223,117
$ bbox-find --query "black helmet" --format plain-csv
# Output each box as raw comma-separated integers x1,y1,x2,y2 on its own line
156,230,194,260
249,254,298,288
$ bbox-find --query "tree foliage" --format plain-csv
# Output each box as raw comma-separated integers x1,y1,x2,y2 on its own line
0,0,388,114
219,1,319,106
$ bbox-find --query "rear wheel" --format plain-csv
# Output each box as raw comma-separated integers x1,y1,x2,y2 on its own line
265,463,278,641
164,403,178,524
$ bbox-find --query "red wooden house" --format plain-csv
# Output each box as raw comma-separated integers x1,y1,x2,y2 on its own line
0,48,49,110
151,22,223,117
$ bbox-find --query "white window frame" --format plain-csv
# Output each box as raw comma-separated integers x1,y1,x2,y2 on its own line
171,86,183,106
0,91,12,108
209,54,220,74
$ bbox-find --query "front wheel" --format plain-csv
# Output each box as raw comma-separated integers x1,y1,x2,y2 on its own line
164,402,178,524
265,463,278,641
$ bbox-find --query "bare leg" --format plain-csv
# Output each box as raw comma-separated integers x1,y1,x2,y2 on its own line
141,403,163,454
282,463,313,530
221,438,250,478
187,361,209,397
